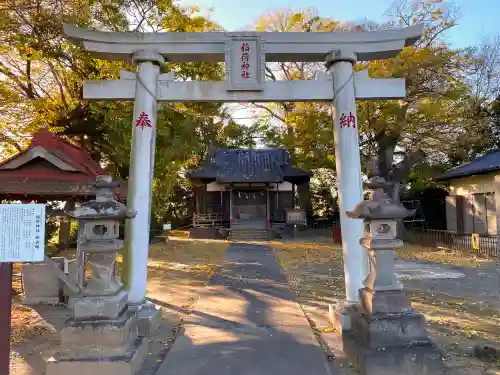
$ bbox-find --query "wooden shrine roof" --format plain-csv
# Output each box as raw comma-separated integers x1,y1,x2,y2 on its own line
0,129,126,200
186,148,312,184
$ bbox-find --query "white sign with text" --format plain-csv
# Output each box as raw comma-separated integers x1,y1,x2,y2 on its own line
0,204,45,262
225,35,264,91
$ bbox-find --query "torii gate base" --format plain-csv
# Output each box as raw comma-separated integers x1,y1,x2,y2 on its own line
56,24,443,375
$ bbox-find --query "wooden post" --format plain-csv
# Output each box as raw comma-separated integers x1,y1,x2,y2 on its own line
0,263,13,375
195,186,201,214
58,199,75,250
276,183,279,209
229,186,233,228
266,185,270,229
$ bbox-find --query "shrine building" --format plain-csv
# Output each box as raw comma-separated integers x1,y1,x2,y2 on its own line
186,148,312,240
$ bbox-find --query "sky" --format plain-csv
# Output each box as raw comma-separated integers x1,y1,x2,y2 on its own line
176,0,500,130
180,0,499,48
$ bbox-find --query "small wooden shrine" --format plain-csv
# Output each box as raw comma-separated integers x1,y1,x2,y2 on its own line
0,128,125,248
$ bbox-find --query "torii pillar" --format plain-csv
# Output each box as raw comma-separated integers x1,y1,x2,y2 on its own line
327,50,368,322
125,50,164,314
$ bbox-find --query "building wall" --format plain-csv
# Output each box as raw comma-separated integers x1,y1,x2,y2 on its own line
446,172,498,234
206,182,293,192
449,173,498,196
201,189,294,221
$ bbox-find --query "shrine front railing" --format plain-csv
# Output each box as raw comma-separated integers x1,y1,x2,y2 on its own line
193,213,224,227
403,227,498,258
233,205,266,220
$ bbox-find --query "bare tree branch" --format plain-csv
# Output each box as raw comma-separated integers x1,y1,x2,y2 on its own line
250,103,287,123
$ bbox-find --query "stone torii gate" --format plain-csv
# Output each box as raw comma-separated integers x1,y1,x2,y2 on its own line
63,25,423,315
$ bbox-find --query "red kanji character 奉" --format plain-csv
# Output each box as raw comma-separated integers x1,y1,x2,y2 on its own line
135,112,152,130
241,42,250,52
339,113,348,128
347,112,356,128
241,71,250,79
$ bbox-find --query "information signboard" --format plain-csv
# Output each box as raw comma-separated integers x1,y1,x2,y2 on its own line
0,204,45,263
471,233,479,250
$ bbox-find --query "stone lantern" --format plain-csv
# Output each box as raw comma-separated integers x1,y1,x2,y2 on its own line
66,175,136,317
342,174,444,375
45,176,148,375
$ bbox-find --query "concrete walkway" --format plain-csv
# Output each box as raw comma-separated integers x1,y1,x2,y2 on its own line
158,243,334,375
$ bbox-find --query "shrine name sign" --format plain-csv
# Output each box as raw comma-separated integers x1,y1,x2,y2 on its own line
0,204,45,263
225,34,265,91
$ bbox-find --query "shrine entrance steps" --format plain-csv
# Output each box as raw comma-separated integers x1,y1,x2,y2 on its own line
229,228,272,241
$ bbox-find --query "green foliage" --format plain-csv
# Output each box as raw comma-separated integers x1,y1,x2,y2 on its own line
252,2,499,208
1,0,498,225
0,0,256,224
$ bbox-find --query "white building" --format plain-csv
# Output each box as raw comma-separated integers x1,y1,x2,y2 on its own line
440,150,500,235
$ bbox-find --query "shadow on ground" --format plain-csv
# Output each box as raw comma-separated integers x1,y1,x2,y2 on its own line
158,242,334,375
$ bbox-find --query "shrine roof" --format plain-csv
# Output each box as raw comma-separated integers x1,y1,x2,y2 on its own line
0,129,126,199
186,148,312,184
437,150,500,181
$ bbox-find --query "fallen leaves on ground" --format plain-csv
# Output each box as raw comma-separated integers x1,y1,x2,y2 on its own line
272,240,500,373
147,239,228,280
10,238,229,375
10,306,50,345
397,244,495,269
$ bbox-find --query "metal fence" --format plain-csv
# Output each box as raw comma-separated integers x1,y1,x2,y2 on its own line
403,227,499,258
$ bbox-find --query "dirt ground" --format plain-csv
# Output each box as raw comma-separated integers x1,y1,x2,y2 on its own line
273,240,500,375
9,231,500,375
9,236,228,375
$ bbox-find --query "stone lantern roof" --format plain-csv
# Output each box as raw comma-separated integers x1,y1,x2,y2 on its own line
346,176,414,220
65,176,136,220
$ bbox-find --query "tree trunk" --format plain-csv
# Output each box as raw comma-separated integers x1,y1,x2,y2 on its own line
376,133,404,235
58,200,75,250
375,133,399,184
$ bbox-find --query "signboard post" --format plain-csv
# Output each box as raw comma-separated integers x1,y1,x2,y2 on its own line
0,204,45,375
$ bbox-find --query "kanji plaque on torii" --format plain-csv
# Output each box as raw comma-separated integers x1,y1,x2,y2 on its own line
224,34,265,91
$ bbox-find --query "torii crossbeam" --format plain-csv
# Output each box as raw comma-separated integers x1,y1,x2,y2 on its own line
63,25,423,325
83,69,406,102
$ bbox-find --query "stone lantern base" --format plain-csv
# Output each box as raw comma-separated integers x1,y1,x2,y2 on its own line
339,287,444,375
46,293,147,375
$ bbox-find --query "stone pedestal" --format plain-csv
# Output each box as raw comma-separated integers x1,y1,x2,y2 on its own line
342,329,443,375
22,257,65,305
339,281,444,375
46,308,148,375
339,175,444,375
47,290,147,375
135,300,162,336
